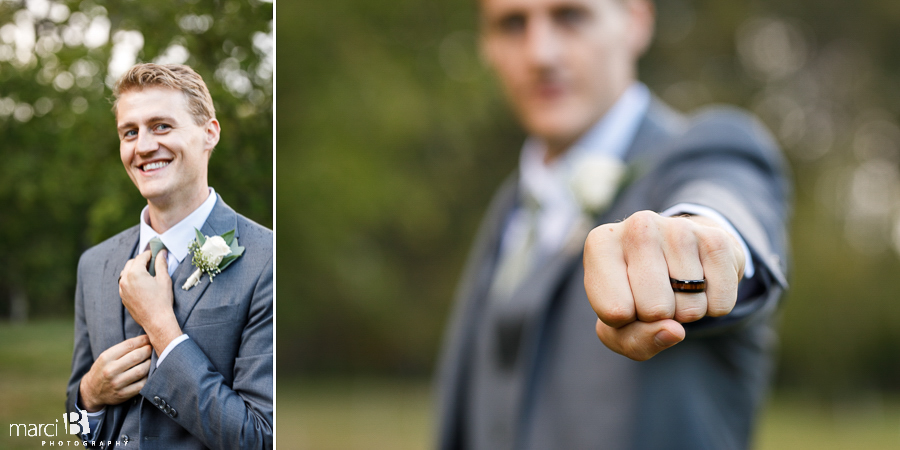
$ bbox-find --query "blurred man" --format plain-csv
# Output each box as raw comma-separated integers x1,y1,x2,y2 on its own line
66,64,273,449
435,0,790,448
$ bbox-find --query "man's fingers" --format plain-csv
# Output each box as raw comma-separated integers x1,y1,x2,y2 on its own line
104,343,152,378
662,217,708,323
154,249,169,278
119,359,151,387
595,318,685,361
621,211,675,322
696,226,740,317
111,374,148,405
99,335,151,362
584,225,636,328
133,249,152,269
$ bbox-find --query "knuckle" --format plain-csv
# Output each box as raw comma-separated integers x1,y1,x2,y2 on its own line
628,210,658,226
586,224,618,251
675,305,706,323
665,219,698,253
623,211,660,246
599,304,634,326
637,302,675,322
699,229,731,260
707,296,736,317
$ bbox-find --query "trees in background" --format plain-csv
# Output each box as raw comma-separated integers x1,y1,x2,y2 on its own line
0,0,272,319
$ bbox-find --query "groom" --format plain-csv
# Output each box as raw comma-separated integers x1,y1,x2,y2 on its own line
435,0,790,448
65,64,273,449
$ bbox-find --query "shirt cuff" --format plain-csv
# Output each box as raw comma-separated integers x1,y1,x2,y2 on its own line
157,334,190,366
74,388,106,440
659,203,755,278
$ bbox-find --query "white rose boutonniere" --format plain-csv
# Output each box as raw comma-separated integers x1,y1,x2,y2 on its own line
182,228,245,290
570,155,627,216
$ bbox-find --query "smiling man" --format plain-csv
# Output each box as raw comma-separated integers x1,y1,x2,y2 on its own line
435,0,790,449
65,64,273,449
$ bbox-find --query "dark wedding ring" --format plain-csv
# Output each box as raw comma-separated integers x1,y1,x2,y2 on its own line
670,278,706,293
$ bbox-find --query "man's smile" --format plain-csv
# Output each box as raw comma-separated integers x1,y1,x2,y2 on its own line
141,160,171,172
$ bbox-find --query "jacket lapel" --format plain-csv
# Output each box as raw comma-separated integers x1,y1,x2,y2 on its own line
100,228,139,352
436,176,519,449
171,195,239,329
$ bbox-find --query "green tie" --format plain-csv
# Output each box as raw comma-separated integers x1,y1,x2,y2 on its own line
148,237,167,277
490,195,541,301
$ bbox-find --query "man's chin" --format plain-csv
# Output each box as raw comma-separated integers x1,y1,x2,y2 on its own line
525,120,589,148
138,187,174,206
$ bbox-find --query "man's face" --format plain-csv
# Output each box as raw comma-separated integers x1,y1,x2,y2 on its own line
481,0,653,150
116,87,219,207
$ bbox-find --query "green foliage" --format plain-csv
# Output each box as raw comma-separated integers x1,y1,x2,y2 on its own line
0,1,272,317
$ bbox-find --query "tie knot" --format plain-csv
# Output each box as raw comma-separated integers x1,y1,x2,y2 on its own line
148,237,167,277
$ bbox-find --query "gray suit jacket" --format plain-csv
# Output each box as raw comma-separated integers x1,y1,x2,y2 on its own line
66,196,273,449
436,100,791,450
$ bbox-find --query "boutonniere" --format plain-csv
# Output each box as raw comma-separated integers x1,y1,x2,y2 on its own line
182,228,245,290
570,155,630,216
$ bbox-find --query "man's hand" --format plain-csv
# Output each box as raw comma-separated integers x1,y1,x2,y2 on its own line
583,211,745,361
119,249,183,355
79,335,152,412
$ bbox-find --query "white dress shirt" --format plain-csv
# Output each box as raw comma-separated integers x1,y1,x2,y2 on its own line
500,83,754,277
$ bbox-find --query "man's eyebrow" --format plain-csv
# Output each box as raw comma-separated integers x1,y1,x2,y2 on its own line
117,121,137,133
147,115,177,123
116,115,179,132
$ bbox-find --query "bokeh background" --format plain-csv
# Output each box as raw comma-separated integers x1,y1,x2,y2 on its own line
281,0,900,449
0,0,272,448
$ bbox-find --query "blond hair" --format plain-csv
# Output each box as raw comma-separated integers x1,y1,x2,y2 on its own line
113,63,215,125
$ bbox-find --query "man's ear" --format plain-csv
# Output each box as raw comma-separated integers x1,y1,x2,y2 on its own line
204,118,221,155
627,0,656,57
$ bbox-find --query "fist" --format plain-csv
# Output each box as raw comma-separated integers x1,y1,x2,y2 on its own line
583,210,745,361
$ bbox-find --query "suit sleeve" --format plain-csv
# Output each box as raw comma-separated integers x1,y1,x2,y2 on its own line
140,253,274,449
649,108,791,333
66,254,106,442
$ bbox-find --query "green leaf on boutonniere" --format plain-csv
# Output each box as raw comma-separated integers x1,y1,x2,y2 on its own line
221,229,236,246
194,228,207,247
218,236,245,271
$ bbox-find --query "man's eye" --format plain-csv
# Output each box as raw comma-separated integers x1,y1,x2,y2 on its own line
123,130,137,138
154,124,172,132
496,14,526,34
553,7,588,28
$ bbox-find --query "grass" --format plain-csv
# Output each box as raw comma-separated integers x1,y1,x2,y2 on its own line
280,382,900,450
0,319,78,449
4,320,900,449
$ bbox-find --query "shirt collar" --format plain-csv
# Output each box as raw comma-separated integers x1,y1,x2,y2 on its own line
138,187,218,263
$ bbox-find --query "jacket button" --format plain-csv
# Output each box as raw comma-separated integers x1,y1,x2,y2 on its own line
170,408,177,418
120,434,130,443
153,396,161,406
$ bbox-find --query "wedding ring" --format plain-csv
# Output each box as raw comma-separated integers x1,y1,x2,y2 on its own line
670,278,706,293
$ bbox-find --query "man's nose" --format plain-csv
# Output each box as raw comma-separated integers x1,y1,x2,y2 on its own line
136,130,158,154
524,17,562,67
